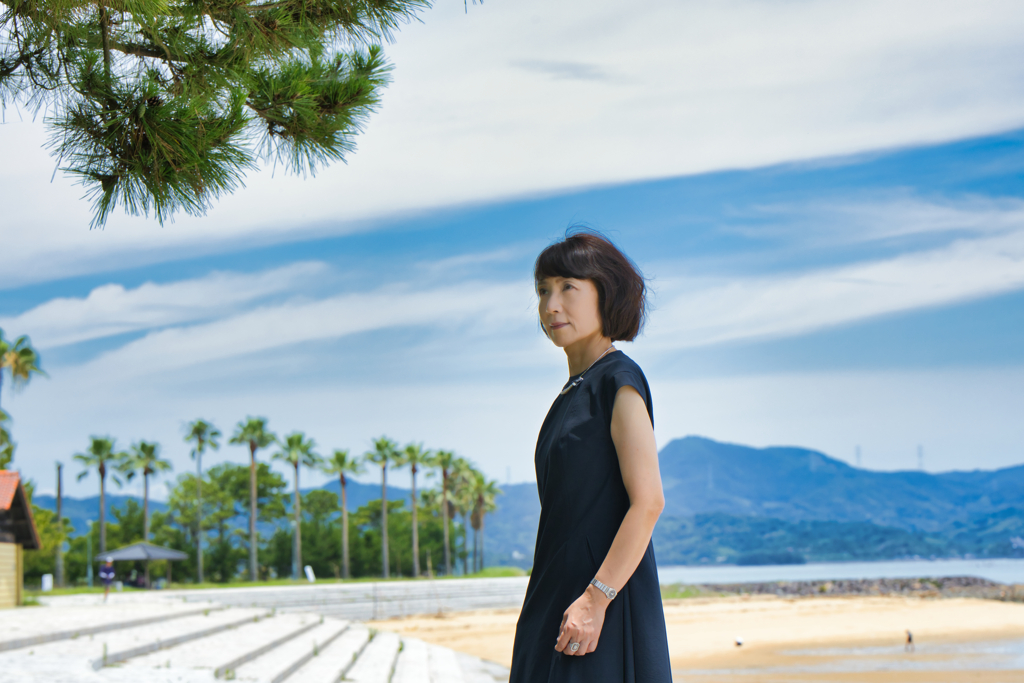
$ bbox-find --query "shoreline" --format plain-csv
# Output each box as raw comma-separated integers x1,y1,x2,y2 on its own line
368,593,1024,677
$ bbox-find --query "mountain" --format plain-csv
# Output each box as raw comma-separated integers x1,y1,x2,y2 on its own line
485,437,1024,566
30,436,1024,569
33,494,168,536
657,436,1024,533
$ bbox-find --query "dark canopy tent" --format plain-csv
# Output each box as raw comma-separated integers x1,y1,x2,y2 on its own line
96,542,188,587
96,542,188,562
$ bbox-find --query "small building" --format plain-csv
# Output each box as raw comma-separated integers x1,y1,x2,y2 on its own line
0,471,40,608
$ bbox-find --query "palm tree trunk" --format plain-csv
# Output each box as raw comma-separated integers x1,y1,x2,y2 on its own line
480,517,485,571
196,453,204,584
293,463,301,580
462,512,469,575
441,473,451,576
473,526,478,573
249,444,258,582
381,465,389,579
99,466,107,554
56,464,64,588
341,475,350,580
411,465,420,578
144,473,150,588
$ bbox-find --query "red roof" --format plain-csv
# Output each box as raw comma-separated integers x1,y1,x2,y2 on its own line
0,471,17,511
0,471,41,549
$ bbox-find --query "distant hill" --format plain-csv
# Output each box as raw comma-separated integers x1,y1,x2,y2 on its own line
31,436,1024,569
33,494,167,536
485,437,1024,566
657,436,1024,533
650,512,1022,566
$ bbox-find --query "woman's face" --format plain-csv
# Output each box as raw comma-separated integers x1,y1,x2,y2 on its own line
537,276,604,348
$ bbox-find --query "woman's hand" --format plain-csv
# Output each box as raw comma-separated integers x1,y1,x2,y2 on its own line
555,584,610,656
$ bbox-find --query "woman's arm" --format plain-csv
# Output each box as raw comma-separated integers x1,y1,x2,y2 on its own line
555,384,665,656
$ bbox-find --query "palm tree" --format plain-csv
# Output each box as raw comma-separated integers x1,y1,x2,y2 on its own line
364,436,399,579
184,419,221,584
450,457,476,575
272,432,322,580
74,437,125,555
0,409,12,470
119,441,172,586
229,417,276,582
320,449,364,579
470,473,501,573
395,442,432,578
0,331,46,413
433,450,457,576
120,441,173,542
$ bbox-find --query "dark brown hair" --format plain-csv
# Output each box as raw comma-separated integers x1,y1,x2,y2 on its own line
534,229,648,342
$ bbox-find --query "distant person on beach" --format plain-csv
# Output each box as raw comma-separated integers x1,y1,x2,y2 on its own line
99,557,115,602
510,231,672,683
905,629,914,652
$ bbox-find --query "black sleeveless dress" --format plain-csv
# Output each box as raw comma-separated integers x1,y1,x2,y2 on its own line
510,351,672,683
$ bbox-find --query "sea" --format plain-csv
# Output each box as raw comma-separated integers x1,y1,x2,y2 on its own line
658,558,1024,585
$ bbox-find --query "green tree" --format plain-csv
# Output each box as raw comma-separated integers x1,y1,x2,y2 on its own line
364,436,398,579
320,449,363,579
0,408,12,470
0,0,428,226
73,436,125,554
22,480,69,585
0,331,46,413
151,462,286,583
229,417,276,581
395,442,431,578
470,472,501,572
449,457,475,575
119,440,172,542
272,431,321,579
299,489,341,579
184,418,221,583
431,449,457,576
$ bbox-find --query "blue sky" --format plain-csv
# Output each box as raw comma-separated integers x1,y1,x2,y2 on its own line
2,0,1023,498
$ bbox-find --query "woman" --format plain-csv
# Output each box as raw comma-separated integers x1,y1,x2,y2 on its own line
510,232,672,683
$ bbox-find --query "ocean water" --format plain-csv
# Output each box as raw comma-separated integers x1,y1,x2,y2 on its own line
673,638,1024,680
658,558,1024,586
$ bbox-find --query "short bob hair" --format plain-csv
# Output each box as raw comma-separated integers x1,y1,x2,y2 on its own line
534,230,648,342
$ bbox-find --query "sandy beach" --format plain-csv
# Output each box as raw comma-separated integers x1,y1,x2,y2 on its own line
368,595,1024,680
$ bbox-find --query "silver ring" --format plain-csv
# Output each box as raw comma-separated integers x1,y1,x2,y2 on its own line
569,642,580,653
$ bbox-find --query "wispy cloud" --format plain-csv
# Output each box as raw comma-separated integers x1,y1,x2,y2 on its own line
76,280,532,378
649,228,1024,350
0,262,327,348
731,195,1024,247
513,60,612,82
4,0,1024,287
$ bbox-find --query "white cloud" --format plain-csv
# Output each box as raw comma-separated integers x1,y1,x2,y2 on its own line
730,195,1024,247
75,279,532,378
4,0,1024,287
0,262,327,348
648,218,1024,350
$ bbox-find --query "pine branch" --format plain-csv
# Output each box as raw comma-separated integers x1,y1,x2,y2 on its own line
2,0,430,225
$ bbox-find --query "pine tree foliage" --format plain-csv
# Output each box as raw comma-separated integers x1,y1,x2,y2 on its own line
0,0,428,226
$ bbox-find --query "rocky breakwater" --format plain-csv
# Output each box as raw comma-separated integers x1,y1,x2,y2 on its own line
687,576,1024,601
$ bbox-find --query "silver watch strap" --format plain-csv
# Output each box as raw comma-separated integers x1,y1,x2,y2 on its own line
590,578,617,600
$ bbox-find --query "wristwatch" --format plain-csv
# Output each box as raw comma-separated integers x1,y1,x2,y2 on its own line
590,578,617,600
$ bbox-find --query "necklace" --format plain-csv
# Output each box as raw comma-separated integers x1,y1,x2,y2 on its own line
559,345,616,396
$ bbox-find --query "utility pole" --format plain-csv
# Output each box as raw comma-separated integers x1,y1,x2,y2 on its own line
56,463,64,588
